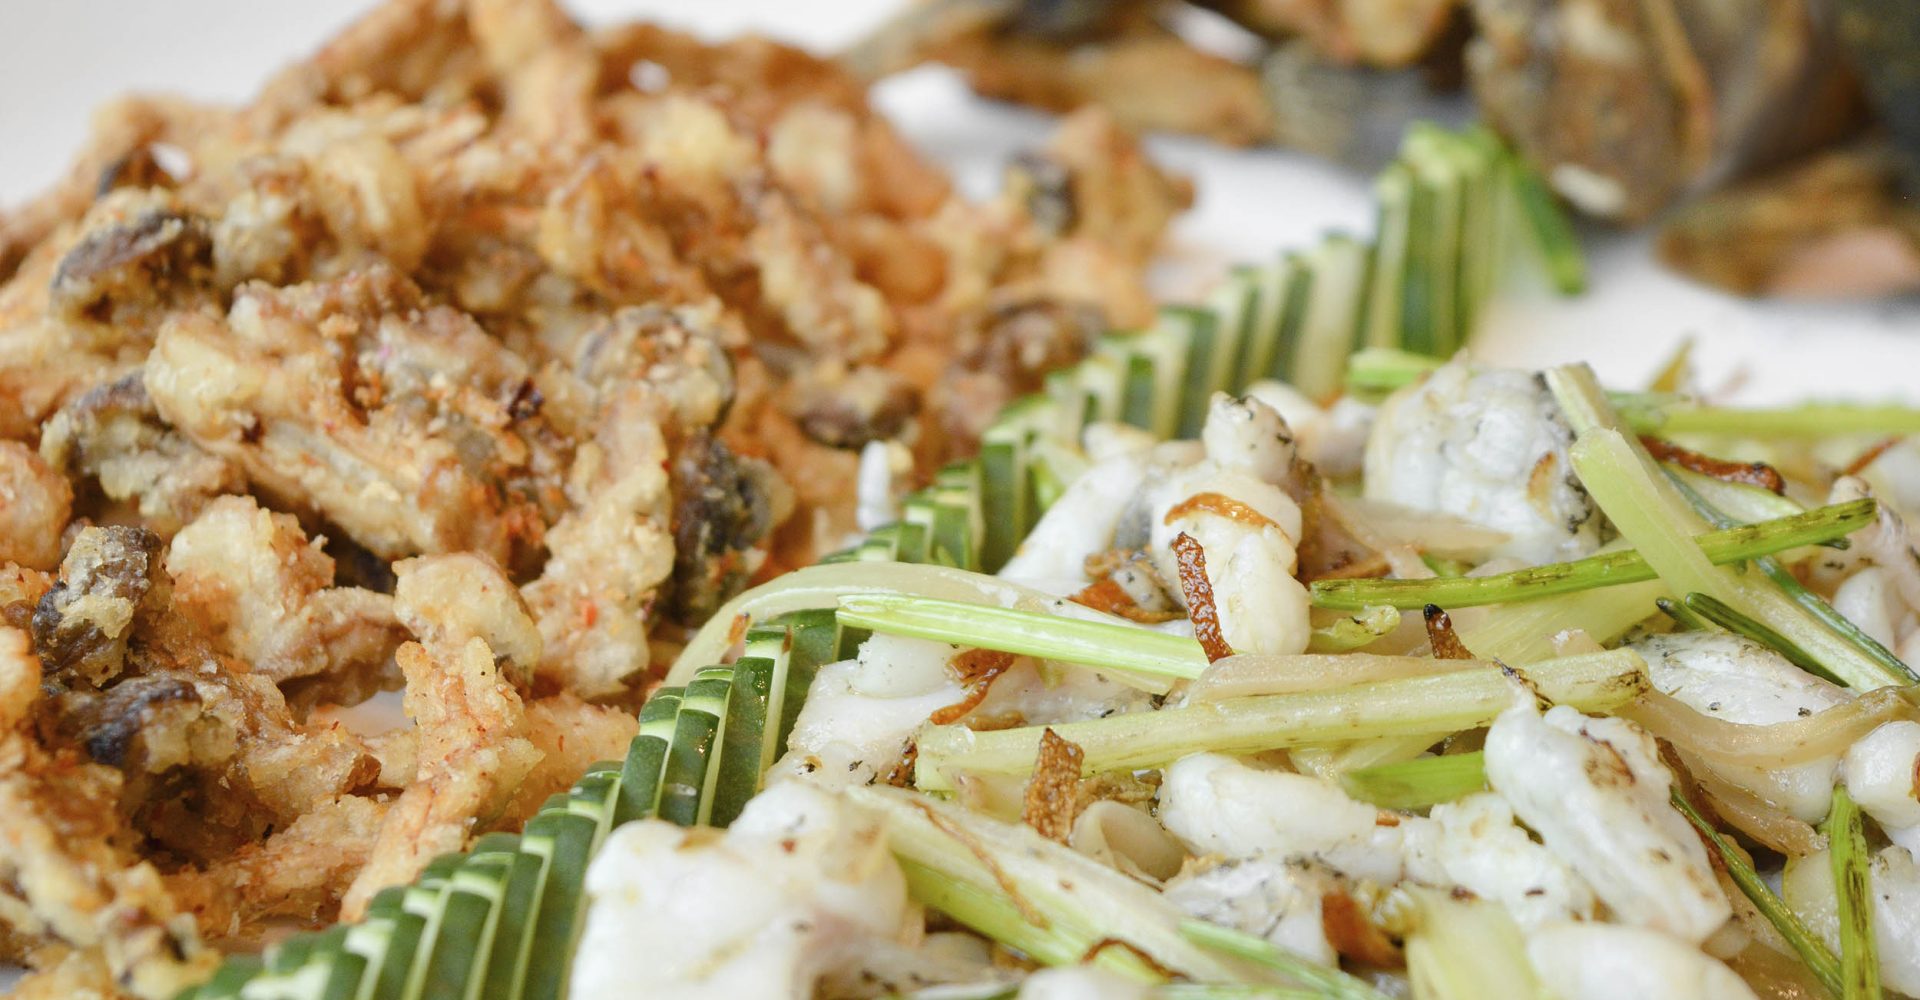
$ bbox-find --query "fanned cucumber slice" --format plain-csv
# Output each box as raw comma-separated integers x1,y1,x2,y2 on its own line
391,853,466,1000
1366,163,1414,351
192,954,265,1000
237,926,355,1000
1201,277,1256,409
771,609,846,763
518,771,624,1000
1169,304,1223,440
925,463,984,571
1268,253,1314,384
1509,154,1587,294
416,837,517,1000
657,669,730,827
979,393,1063,572
1404,127,1467,357
613,691,680,827
480,799,572,1000
1291,235,1370,401
711,646,780,826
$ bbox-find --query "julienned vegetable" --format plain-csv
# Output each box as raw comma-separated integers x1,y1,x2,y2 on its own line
1311,499,1875,610
912,651,1647,790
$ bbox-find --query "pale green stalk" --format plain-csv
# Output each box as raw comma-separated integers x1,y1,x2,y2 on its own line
846,785,1278,986
1340,750,1488,810
1548,364,1910,690
1395,887,1540,1000
1824,787,1881,1000
914,652,1647,790
838,594,1209,679
1311,500,1872,611
1179,922,1390,1000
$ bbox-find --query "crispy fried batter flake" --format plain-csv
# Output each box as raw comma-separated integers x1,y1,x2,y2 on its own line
1066,577,1182,624
0,627,218,999
1170,531,1232,662
930,648,1015,726
1640,436,1788,495
1423,604,1473,660
1163,491,1281,531
1021,727,1084,844
1322,889,1403,968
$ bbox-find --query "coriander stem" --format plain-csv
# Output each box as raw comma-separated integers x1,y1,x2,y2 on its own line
1310,501,1874,611
1673,792,1843,998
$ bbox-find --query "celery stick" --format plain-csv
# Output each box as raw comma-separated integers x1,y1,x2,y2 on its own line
1667,473,1918,686
1456,574,1665,664
1305,606,1401,652
1310,500,1872,611
1179,922,1390,1000
847,786,1278,986
1547,364,1910,691
836,594,1209,680
1657,403,1920,438
1340,751,1487,809
914,652,1646,790
1824,787,1880,1000
1344,347,1442,394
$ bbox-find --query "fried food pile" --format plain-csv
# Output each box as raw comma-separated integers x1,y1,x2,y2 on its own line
856,0,1920,298
0,0,1190,992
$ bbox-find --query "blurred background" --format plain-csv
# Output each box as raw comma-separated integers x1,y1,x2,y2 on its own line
5,0,1919,401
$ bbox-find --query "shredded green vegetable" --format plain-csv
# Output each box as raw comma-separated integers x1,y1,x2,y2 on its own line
1547,364,1912,691
1340,751,1488,810
914,651,1647,790
1180,922,1392,1000
1666,472,1919,686
848,785,1277,986
837,594,1209,679
1310,500,1874,611
1673,792,1843,998
1824,787,1881,1000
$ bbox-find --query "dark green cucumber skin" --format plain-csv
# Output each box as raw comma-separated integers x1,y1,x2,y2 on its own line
710,653,776,828
523,772,622,1000
1173,306,1222,441
417,849,515,1000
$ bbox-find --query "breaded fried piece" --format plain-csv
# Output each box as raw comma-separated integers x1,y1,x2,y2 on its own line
0,626,218,1000
498,692,640,824
32,526,379,854
146,268,562,569
393,551,542,680
165,495,403,698
0,442,73,572
39,373,244,538
165,794,389,937
341,554,542,918
339,636,539,919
